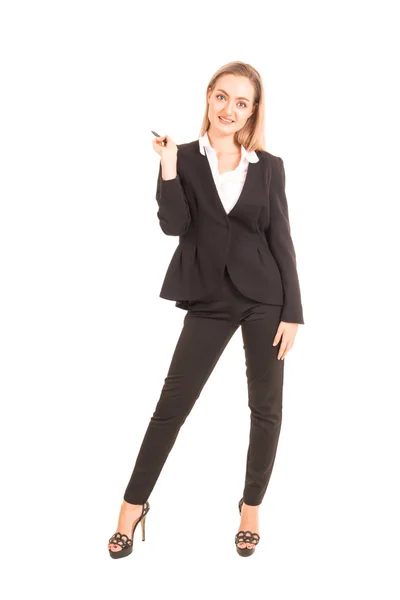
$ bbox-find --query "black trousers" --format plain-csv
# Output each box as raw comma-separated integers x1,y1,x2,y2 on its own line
123,266,285,507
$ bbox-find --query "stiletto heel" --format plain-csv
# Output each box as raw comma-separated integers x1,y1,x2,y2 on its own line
141,514,146,541
108,501,150,559
235,497,260,557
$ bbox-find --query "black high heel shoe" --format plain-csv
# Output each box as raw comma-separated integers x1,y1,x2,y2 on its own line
235,497,261,557
108,501,150,559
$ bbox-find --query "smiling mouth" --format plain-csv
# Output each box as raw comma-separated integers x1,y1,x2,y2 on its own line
218,116,234,123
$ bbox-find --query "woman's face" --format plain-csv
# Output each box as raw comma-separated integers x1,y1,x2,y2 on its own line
207,74,256,136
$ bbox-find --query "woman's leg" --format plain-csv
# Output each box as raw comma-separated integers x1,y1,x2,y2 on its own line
123,311,239,504
240,305,285,507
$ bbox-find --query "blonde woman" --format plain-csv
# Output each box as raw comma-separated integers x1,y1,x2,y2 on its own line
108,61,304,558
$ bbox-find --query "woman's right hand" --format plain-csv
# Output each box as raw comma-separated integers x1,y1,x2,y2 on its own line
152,134,178,160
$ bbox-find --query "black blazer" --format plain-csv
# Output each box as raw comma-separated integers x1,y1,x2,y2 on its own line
155,140,304,324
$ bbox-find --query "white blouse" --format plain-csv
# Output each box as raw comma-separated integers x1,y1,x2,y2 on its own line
198,131,259,214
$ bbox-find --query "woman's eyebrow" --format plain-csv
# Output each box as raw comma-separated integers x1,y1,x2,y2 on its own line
216,88,250,102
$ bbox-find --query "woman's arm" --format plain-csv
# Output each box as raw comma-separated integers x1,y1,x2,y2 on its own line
266,156,304,324
155,152,191,236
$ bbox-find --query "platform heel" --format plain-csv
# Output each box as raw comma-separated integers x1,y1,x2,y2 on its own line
235,497,261,557
108,501,150,559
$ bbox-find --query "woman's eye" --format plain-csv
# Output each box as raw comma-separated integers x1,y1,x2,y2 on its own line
216,94,246,108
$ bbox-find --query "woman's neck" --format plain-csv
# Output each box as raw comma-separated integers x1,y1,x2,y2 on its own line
207,128,241,155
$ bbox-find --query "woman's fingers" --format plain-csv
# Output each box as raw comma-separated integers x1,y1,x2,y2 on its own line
277,339,293,360
152,134,168,155
152,134,178,156
274,323,297,360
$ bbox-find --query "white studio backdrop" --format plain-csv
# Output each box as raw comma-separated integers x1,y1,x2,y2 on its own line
1,1,399,599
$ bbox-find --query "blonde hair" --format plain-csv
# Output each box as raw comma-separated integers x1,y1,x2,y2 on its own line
199,61,266,152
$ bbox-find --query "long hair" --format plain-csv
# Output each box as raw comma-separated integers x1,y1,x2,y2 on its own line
199,61,266,152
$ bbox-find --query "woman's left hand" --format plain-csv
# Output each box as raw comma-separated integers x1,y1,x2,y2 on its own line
272,321,299,360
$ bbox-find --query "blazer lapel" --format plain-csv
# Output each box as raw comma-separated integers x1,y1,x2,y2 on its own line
196,149,260,218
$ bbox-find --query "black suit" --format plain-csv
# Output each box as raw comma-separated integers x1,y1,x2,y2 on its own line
122,140,304,508
155,140,304,324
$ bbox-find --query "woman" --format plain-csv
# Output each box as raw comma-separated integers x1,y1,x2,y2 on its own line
108,61,304,558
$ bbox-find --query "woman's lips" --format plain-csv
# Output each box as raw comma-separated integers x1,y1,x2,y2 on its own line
218,116,234,124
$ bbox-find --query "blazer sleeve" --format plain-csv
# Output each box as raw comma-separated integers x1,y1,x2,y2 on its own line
266,156,305,324
155,155,191,236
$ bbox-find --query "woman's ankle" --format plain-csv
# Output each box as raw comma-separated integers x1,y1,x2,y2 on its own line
122,500,143,509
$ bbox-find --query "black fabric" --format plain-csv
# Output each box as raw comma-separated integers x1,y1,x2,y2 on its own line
155,140,304,324
123,267,284,507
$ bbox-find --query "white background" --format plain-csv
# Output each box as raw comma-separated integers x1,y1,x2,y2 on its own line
1,1,399,598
